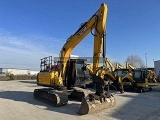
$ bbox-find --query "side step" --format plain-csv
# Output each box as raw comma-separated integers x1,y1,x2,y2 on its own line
34,88,68,107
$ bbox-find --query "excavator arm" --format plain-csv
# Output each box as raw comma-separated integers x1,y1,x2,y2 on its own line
116,63,124,69
126,62,135,70
105,58,115,71
58,3,108,82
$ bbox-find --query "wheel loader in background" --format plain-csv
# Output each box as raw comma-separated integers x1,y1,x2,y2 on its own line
34,3,115,115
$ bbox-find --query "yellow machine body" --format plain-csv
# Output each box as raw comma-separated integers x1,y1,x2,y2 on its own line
38,71,62,86
136,79,149,88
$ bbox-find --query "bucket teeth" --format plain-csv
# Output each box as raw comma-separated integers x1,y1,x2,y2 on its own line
78,93,116,115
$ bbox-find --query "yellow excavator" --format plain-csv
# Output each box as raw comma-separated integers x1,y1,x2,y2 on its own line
147,69,157,83
116,63,124,69
126,62,136,71
104,58,116,82
115,62,152,93
34,3,115,115
103,59,125,93
120,62,135,92
104,61,151,93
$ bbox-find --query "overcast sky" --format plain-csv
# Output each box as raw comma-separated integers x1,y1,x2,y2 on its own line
0,0,160,70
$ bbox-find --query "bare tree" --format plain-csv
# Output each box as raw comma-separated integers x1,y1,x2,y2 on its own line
125,55,145,68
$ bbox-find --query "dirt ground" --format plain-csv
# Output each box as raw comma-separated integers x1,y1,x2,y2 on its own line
0,80,160,120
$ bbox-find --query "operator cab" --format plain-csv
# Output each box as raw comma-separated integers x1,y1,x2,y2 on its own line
114,69,129,77
38,56,90,88
64,58,90,88
133,69,147,83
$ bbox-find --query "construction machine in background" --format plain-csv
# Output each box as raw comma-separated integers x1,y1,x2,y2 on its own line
133,68,152,92
104,58,116,83
125,63,152,92
114,68,134,93
34,3,115,115
118,62,135,93
116,63,124,69
103,58,123,92
126,62,136,72
102,59,130,93
102,60,152,93
147,69,157,83
115,62,152,93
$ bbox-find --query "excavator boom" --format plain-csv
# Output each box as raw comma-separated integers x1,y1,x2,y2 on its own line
59,3,107,79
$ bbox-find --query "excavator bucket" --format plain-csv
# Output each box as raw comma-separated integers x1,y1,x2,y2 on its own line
78,94,116,115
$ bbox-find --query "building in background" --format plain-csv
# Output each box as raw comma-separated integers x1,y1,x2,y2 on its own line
154,60,160,77
0,68,38,75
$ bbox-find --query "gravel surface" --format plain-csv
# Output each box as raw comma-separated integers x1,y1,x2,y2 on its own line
0,80,160,120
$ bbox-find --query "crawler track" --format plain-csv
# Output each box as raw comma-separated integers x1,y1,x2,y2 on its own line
34,88,68,107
